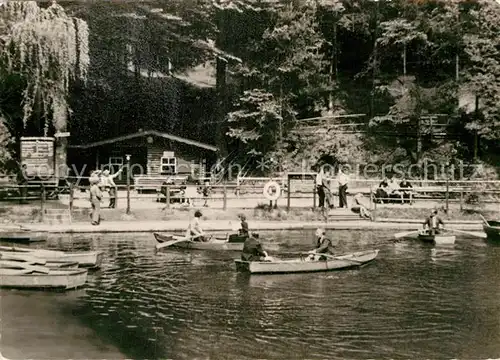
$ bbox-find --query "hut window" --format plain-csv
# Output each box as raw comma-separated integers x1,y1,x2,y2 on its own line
160,156,176,174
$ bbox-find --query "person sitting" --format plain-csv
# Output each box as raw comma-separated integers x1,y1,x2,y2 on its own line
186,210,208,242
399,177,413,204
423,209,444,235
241,233,272,262
238,214,249,237
387,177,403,203
351,193,372,220
307,228,335,260
375,177,390,203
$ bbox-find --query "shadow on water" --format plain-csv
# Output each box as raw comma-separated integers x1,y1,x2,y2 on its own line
2,230,500,359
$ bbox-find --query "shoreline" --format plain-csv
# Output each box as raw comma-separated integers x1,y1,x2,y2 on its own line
17,219,485,233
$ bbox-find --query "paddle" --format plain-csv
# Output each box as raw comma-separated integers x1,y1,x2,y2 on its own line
394,230,419,239
479,214,489,226
444,228,487,239
155,233,207,250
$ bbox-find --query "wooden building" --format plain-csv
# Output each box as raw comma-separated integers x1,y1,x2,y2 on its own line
67,130,218,189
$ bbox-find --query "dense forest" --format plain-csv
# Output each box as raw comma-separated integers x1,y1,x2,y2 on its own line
1,0,499,178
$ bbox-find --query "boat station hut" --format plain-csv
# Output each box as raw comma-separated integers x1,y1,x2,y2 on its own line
67,130,218,189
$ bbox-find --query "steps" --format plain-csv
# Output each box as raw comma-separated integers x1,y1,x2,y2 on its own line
43,208,72,224
327,208,363,221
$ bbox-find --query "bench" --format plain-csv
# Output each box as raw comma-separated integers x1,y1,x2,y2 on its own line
134,175,188,192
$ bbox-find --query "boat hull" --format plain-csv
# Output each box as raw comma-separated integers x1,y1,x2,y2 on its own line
0,252,79,269
483,221,500,241
0,231,47,243
154,233,244,251
418,233,456,245
235,250,379,274
0,246,104,268
0,268,88,290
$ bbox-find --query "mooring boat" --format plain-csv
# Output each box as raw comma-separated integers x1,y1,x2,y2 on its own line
0,246,104,268
154,232,245,251
417,230,456,245
483,220,500,241
0,267,88,290
0,252,79,269
235,249,379,274
0,230,47,244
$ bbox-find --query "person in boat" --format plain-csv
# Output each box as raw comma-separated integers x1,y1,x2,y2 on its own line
241,233,272,262
308,228,335,260
238,214,249,237
187,210,208,242
423,210,444,235
89,175,102,226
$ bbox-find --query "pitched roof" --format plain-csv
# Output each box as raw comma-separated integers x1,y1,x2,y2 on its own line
68,130,218,151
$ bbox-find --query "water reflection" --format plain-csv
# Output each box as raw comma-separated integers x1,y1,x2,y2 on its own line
1,230,499,359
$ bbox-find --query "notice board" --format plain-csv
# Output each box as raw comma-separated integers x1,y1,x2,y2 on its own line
20,137,55,178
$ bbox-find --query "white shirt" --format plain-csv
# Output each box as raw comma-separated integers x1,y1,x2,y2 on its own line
316,172,324,186
432,216,437,228
338,172,349,186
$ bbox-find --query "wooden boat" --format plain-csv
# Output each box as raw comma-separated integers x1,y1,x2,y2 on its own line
0,230,47,244
235,249,379,274
0,252,79,269
418,230,456,245
154,232,245,251
0,246,104,268
483,220,500,241
0,267,88,290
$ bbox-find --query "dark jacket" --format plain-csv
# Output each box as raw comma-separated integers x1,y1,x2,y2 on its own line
423,215,444,229
241,237,266,261
316,236,335,254
239,220,249,236
399,180,412,189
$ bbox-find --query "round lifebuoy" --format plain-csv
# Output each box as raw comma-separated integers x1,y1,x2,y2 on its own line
263,181,281,201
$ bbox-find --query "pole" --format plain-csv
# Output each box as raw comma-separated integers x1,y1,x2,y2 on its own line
126,154,131,214
445,164,449,214
40,184,45,222
287,175,291,211
223,184,227,210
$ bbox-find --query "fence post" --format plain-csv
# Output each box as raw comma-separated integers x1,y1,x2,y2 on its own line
69,183,74,214
166,185,170,209
287,175,291,211
369,185,373,210
223,184,227,210
312,183,316,209
40,185,45,222
445,175,449,214
460,191,463,211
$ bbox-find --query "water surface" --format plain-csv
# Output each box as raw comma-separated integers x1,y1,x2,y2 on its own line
1,230,499,359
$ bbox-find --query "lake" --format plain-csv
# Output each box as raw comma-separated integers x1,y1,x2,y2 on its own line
1,230,500,359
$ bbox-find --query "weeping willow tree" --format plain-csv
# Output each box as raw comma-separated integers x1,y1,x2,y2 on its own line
0,1,89,136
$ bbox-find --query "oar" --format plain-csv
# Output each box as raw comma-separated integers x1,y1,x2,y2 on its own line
479,214,489,226
300,252,364,265
155,234,204,250
444,228,487,239
394,230,419,239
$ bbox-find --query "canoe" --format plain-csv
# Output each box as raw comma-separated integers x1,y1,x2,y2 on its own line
0,246,104,268
418,231,456,245
235,249,379,274
0,231,47,244
154,232,249,244
154,232,245,251
0,267,88,290
483,220,500,241
0,252,79,269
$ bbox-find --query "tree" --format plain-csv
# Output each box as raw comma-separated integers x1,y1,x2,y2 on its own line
0,1,89,135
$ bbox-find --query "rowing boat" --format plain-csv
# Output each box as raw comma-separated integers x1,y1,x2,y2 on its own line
483,220,500,241
0,252,79,269
235,249,379,274
0,246,104,268
154,232,244,251
0,231,47,244
418,231,456,245
0,267,88,290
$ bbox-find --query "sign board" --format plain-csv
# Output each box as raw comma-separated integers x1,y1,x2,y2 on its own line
20,137,55,178
287,172,316,193
163,151,175,158
54,131,70,138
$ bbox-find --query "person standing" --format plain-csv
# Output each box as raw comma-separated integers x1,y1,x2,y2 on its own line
89,176,102,226
101,168,123,208
337,168,349,208
315,166,326,209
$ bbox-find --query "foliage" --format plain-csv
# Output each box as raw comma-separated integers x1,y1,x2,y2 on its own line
0,1,89,134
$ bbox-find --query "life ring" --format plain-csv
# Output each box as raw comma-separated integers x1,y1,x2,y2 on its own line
263,181,281,201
